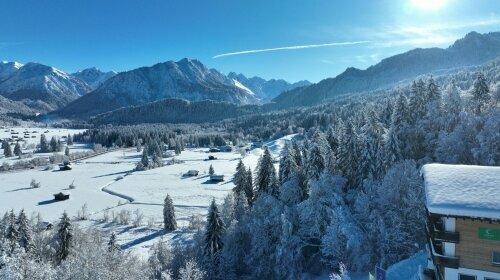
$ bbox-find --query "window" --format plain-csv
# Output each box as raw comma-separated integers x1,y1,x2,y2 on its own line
493,251,500,265
485,278,500,280
458,274,476,280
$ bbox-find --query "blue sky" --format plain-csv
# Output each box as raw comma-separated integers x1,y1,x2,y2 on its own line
0,0,498,82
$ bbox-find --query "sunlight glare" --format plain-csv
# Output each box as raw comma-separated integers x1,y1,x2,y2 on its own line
411,0,448,11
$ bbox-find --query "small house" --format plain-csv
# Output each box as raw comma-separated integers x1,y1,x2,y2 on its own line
218,145,232,152
54,191,70,201
210,175,224,182
186,170,199,176
209,148,221,153
59,161,72,171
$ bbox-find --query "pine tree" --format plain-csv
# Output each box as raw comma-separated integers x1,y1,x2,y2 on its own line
233,190,248,222
408,79,426,124
471,73,491,114
67,134,73,145
232,160,246,194
108,232,119,252
163,194,177,231
209,164,215,175
5,210,19,255
255,147,279,197
279,143,299,184
384,124,402,169
306,143,325,181
17,209,34,255
152,153,163,168
57,211,73,262
244,168,254,205
442,80,463,132
39,134,50,153
65,146,70,156
1,139,8,150
50,136,58,152
337,121,359,186
291,140,302,167
141,147,150,169
204,199,225,276
3,141,13,157
13,142,21,157
326,126,339,158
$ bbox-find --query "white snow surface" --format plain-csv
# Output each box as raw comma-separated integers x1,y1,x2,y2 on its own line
421,163,500,220
0,131,298,256
232,79,255,96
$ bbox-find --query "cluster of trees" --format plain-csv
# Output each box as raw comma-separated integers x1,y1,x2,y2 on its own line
2,66,495,278
38,134,64,153
148,72,498,279
0,210,150,279
74,124,228,150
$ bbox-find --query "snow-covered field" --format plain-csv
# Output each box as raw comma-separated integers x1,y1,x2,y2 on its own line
0,129,297,257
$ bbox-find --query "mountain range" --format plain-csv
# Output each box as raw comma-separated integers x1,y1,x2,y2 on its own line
0,62,91,112
0,31,499,123
56,58,262,118
272,31,500,108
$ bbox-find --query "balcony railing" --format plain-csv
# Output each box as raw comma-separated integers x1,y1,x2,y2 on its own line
433,255,459,269
433,230,460,243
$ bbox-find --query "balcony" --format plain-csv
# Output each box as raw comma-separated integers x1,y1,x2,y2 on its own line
433,230,460,243
433,255,459,269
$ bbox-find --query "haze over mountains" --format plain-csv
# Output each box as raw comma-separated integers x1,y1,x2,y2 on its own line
0,31,498,123
273,31,500,107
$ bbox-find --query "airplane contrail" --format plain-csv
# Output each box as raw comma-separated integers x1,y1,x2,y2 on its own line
213,41,370,58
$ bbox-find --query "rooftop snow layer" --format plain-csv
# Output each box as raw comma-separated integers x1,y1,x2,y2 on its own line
421,164,500,220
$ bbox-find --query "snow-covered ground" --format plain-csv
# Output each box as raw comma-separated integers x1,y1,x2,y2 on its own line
0,130,298,258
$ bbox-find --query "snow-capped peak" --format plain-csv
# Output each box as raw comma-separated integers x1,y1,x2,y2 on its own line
232,79,256,96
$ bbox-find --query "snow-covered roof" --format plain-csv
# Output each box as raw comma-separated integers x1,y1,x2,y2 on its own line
421,164,500,220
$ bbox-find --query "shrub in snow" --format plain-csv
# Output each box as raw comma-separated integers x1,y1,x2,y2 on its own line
117,210,131,225
188,214,204,230
30,179,41,188
179,259,206,280
132,209,144,227
77,203,88,220
147,217,156,228
69,180,76,189
102,209,110,223
329,263,351,280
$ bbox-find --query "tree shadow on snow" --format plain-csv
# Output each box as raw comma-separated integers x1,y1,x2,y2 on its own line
201,180,220,185
37,199,59,205
92,170,132,178
7,187,35,192
120,229,167,250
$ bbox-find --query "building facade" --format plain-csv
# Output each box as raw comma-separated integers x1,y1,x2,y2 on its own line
422,164,500,280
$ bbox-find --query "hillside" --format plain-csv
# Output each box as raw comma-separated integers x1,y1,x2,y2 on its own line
0,62,91,111
273,31,500,107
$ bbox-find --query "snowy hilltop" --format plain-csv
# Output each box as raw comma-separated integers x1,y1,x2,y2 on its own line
72,67,117,89
0,62,92,111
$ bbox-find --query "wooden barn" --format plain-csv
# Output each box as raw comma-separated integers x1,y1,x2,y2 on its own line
210,175,224,182
54,192,70,201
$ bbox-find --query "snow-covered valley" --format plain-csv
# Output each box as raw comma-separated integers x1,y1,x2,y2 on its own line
1,128,296,257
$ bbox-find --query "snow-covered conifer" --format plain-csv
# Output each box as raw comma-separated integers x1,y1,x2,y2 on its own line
163,194,177,231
